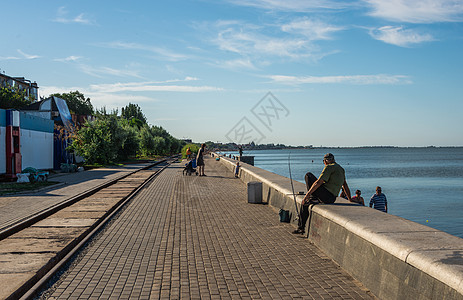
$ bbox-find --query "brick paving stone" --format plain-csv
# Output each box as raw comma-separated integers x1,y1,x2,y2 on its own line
45,158,375,299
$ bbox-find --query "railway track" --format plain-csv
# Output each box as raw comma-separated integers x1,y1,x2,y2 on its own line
0,157,178,300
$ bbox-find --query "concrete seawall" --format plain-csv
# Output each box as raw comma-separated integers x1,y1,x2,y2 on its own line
214,153,463,300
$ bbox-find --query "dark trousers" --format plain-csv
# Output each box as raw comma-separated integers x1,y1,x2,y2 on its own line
298,172,336,231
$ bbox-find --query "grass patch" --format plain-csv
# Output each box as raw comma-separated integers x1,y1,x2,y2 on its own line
0,181,60,196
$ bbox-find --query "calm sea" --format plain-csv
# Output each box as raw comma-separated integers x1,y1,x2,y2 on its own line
223,148,463,238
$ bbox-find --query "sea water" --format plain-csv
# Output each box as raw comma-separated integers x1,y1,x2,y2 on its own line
223,148,463,238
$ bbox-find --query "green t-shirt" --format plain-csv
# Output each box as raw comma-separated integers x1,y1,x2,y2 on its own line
319,162,345,196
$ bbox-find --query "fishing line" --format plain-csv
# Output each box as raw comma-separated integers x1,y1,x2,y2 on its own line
288,153,301,221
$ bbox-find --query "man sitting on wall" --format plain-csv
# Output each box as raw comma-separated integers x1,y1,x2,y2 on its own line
293,153,352,235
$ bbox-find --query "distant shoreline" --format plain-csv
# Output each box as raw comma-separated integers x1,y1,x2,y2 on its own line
310,146,463,149
221,146,463,151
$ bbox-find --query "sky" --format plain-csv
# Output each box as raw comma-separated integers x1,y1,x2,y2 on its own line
1,0,462,147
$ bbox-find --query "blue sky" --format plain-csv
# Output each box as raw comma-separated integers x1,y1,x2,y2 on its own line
1,0,462,146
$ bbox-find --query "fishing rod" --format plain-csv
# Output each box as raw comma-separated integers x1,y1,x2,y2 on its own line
288,153,301,222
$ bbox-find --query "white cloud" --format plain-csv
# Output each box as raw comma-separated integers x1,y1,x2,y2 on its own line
212,20,332,61
54,56,82,62
89,82,223,93
85,93,157,109
154,118,179,121
281,18,345,40
364,0,463,23
40,85,157,107
220,58,257,70
40,79,220,111
99,41,188,61
89,77,202,92
54,7,94,25
268,74,412,85
227,0,349,11
39,86,75,97
0,56,20,61
78,65,143,79
17,49,40,59
369,26,434,47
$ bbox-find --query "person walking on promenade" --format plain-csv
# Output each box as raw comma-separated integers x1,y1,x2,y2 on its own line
293,153,352,234
350,190,365,206
370,186,387,213
197,143,206,176
234,162,240,178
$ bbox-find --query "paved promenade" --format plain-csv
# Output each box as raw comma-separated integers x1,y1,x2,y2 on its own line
44,157,374,299
0,163,150,233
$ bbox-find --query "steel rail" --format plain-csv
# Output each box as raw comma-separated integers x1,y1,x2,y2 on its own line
14,158,175,300
0,157,175,241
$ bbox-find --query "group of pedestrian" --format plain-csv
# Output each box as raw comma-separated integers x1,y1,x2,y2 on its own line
185,144,207,176
293,153,388,235
186,144,243,178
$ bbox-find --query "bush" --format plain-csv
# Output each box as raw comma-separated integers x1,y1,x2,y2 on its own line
69,114,131,164
69,117,116,164
181,143,199,158
68,105,182,164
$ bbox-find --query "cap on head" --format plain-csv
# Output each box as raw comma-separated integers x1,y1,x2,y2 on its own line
323,153,335,162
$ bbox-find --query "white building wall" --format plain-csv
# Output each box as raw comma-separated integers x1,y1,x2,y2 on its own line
0,127,5,173
20,129,54,170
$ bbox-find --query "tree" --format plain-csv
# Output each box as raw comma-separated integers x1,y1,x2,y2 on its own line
152,136,166,155
121,103,147,125
51,91,93,115
117,121,140,160
68,114,135,164
68,117,115,164
68,102,181,163
168,137,182,154
0,87,33,109
140,126,156,156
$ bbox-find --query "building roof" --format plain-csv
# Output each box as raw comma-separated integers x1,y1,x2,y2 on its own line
0,73,39,88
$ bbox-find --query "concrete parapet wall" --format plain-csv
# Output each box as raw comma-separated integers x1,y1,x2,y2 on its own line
213,153,463,300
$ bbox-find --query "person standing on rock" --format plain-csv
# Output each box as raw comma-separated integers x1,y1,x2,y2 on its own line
293,153,352,235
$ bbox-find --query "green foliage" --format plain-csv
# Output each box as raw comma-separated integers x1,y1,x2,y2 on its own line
139,125,182,156
169,137,182,154
129,117,144,129
68,116,116,164
139,126,156,156
118,123,140,160
152,136,166,155
69,102,181,164
181,143,200,158
121,103,147,125
0,87,33,109
205,141,215,149
96,106,118,116
51,91,93,115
